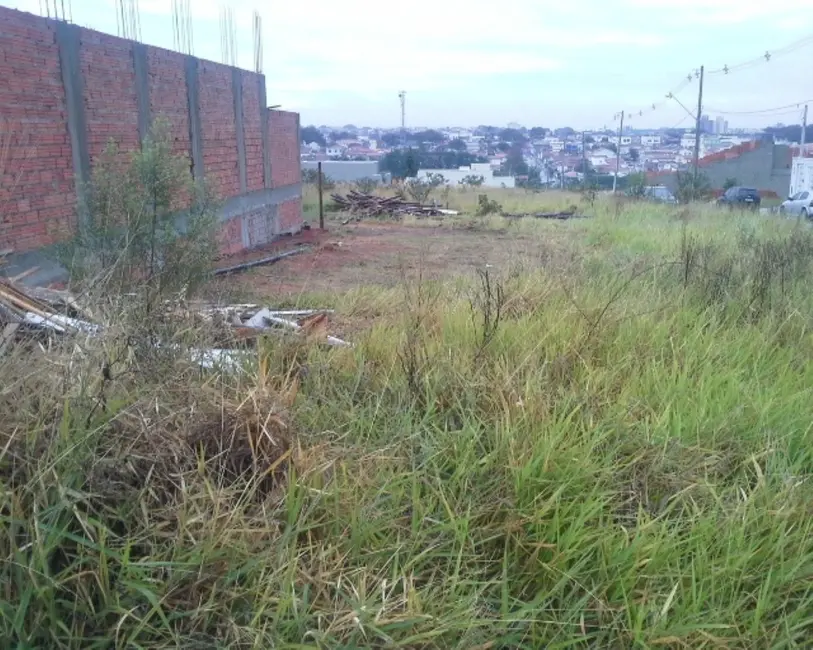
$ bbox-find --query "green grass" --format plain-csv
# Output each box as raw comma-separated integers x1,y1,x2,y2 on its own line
3,198,813,647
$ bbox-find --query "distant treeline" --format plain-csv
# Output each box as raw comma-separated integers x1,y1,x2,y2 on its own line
380,149,488,178
763,124,813,144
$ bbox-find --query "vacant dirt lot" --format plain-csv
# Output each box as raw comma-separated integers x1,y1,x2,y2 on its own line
211,220,573,300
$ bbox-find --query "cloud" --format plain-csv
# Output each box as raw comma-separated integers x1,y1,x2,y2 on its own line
623,0,813,25
5,0,801,127
119,0,665,96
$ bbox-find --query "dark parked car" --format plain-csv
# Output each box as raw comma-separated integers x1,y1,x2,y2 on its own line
716,186,761,210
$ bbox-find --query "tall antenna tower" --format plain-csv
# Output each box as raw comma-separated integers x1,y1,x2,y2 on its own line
398,90,406,147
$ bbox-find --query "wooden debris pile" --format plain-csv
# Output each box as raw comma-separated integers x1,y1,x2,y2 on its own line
330,191,458,219
501,210,589,220
0,278,98,344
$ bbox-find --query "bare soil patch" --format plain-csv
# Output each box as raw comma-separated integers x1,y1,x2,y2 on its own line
211,221,568,299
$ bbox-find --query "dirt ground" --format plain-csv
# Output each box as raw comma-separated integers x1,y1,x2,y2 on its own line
210,220,565,300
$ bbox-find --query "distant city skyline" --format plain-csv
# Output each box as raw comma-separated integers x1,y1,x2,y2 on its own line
2,0,811,130
306,120,793,135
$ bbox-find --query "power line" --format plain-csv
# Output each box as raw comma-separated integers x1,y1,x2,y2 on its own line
614,33,813,125
668,114,691,129
703,99,813,116
706,35,813,75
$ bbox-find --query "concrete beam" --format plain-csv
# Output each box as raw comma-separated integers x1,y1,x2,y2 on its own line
54,22,90,226
232,68,247,193
184,56,204,181
132,42,151,144
258,77,271,187
219,183,301,222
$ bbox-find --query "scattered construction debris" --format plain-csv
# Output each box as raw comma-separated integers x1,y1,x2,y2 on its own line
331,191,458,221
189,303,350,348
0,279,98,336
501,210,589,220
213,246,312,276
0,278,350,364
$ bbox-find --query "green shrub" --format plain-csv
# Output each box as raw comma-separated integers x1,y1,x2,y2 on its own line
475,193,501,215
58,118,218,305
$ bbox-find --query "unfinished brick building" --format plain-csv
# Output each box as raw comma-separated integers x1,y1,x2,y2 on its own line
0,6,302,267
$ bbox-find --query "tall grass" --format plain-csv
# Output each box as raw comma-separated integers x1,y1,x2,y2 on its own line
2,203,813,647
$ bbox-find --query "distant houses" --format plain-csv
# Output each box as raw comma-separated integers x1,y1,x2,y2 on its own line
299,122,777,189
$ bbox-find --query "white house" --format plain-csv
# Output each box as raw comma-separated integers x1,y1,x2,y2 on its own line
326,145,345,157
680,132,697,150
545,137,564,153
417,163,516,188
641,135,662,147
592,147,617,160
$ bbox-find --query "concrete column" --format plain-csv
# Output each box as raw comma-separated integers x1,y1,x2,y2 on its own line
296,113,302,180
132,42,151,145
55,22,90,225
231,69,247,193
184,56,204,181
258,77,271,187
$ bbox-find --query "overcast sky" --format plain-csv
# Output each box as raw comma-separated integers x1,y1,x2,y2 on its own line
4,0,812,130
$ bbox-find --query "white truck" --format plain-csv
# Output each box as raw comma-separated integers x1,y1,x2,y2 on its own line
789,157,813,198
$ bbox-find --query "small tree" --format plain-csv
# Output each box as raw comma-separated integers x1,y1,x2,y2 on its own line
625,172,648,199
407,179,432,203
459,175,485,187
424,172,446,188
302,168,335,190
405,150,419,178
59,118,218,305
675,170,712,204
475,194,501,216
723,177,738,190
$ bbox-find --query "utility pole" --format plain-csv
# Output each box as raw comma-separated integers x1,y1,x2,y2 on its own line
398,90,406,147
581,130,587,191
612,110,624,193
692,65,705,198
317,161,324,229
801,104,808,157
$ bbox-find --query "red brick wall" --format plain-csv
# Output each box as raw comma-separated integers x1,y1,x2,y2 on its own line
217,215,244,257
241,71,264,192
0,10,75,252
198,60,239,199
278,198,302,233
147,48,191,210
80,30,139,165
0,6,300,257
269,109,301,188
148,49,190,162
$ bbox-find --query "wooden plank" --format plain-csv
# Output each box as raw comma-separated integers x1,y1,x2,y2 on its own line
10,266,40,283
0,323,20,357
